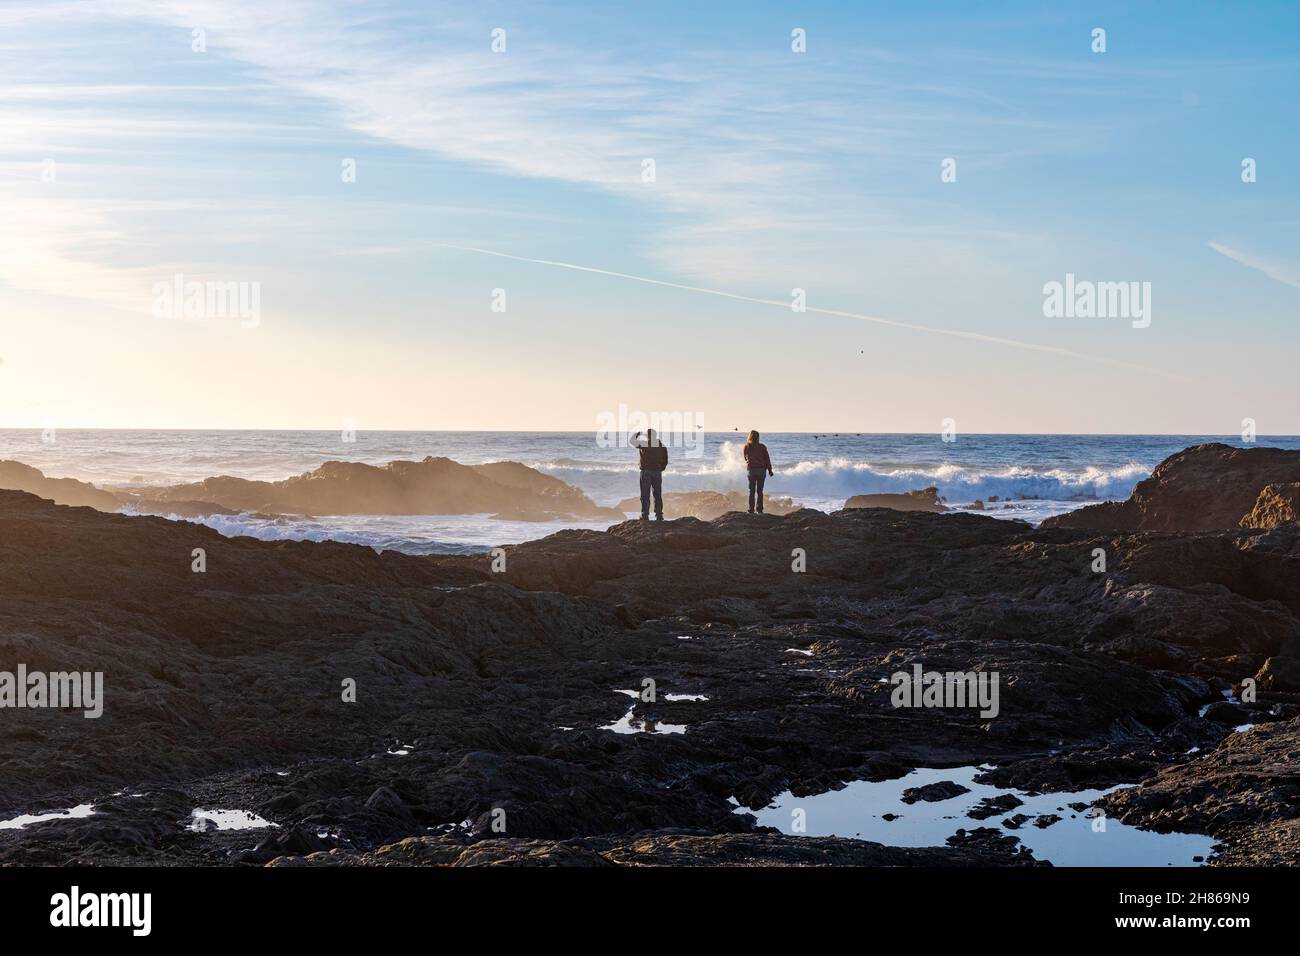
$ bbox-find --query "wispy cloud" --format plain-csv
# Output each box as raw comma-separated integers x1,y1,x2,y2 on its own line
26,0,1110,291
1207,241,1300,289
433,242,1193,382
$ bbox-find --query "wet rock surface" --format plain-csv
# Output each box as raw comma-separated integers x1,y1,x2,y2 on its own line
2,456,1298,866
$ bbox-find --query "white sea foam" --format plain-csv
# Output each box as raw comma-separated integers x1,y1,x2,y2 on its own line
544,445,1151,506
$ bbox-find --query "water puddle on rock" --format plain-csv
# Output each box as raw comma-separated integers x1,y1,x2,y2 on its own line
0,804,95,831
739,765,1216,866
600,689,688,734
187,809,278,832
600,707,687,735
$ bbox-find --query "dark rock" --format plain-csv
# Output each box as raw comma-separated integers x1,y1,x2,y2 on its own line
969,794,1024,820
1100,718,1300,865
1201,701,1268,727
119,457,623,519
900,781,971,804
0,460,120,511
1255,656,1300,693
615,490,799,520
273,830,1047,867
844,487,947,513
1044,443,1300,532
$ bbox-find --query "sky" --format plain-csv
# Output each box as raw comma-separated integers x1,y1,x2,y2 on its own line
0,0,1297,433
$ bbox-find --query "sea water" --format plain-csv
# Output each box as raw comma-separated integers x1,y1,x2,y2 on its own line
3,429,1297,554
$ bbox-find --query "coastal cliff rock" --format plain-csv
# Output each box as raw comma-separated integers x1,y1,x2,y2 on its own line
1043,443,1300,532
1240,482,1300,530
4,443,1300,866
0,460,120,512
613,490,799,520
123,457,623,520
844,486,947,512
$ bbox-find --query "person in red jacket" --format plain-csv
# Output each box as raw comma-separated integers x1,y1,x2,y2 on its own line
743,430,775,514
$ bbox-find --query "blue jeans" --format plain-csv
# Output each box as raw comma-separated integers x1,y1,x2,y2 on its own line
748,467,767,512
640,470,663,517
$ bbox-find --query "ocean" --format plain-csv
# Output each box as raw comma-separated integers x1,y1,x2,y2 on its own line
4,430,1296,554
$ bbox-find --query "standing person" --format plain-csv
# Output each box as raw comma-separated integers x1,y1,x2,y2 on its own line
743,430,774,514
633,429,668,521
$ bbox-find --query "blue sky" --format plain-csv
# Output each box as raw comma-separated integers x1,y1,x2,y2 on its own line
0,0,1297,432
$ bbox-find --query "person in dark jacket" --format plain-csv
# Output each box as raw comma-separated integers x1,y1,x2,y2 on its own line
633,429,668,520
743,430,774,513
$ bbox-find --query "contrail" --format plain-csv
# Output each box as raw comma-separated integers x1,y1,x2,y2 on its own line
434,243,1191,382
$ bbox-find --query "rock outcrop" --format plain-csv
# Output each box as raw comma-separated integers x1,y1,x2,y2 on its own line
2,457,626,522
120,457,624,520
1043,443,1300,532
0,460,120,512
1240,482,1300,530
614,490,799,520
845,486,947,512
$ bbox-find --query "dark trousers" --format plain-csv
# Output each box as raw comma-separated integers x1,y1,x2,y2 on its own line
748,467,767,512
640,470,663,517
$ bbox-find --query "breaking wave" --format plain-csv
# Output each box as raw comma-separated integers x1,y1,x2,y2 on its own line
541,440,1152,505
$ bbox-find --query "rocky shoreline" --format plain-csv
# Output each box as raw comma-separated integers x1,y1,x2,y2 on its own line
2,443,1299,866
